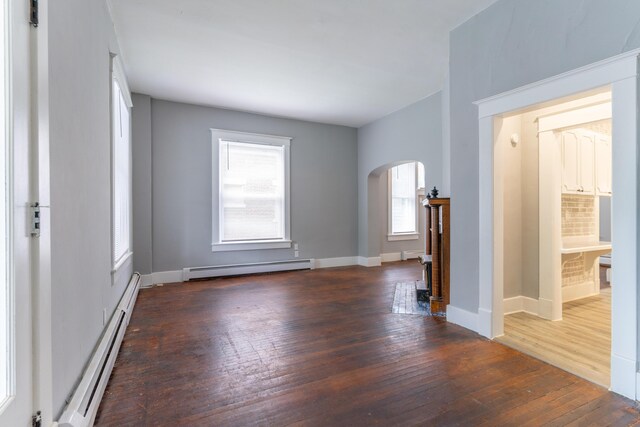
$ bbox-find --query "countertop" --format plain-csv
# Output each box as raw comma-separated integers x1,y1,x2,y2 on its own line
561,241,612,254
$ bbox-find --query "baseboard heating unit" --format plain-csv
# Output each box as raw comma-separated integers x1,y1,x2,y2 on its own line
402,250,424,261
183,259,313,281
58,272,141,427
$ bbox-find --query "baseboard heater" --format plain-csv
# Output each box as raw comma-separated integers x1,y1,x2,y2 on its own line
58,272,141,427
183,259,313,281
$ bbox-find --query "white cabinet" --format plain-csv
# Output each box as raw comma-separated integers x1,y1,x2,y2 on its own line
579,133,595,194
595,133,612,195
561,131,580,193
561,129,595,194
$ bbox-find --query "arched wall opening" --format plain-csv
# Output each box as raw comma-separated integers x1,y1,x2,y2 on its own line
366,160,427,264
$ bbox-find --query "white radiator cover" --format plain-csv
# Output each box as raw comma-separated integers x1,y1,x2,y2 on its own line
58,273,141,427
183,259,313,280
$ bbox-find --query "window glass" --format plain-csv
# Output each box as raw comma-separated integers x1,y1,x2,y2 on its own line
219,141,285,241
390,163,417,234
112,78,131,264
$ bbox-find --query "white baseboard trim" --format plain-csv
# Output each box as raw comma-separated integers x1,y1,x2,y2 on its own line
446,304,479,333
611,352,637,399
380,252,402,263
503,296,540,315
140,270,183,287
312,257,359,269
357,256,382,267
562,282,598,302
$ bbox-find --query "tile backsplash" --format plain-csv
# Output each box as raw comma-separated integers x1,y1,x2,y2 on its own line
562,253,594,287
561,194,596,238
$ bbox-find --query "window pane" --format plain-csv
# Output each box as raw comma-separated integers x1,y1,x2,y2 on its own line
390,163,416,234
220,141,285,241
113,81,130,263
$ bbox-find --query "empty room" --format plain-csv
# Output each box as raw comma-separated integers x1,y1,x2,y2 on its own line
3,0,640,426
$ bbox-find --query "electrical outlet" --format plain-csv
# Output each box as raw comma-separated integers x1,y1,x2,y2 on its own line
294,243,299,250
294,250,299,258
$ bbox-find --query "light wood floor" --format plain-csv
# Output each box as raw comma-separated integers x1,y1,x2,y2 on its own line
497,288,611,387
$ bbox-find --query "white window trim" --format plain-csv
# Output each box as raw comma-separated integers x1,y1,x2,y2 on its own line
211,129,292,252
387,233,420,241
387,162,420,240
110,54,133,274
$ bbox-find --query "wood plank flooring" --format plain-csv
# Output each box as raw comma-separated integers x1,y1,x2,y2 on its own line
498,289,612,388
95,262,639,426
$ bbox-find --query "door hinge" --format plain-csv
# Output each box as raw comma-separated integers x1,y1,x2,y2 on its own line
30,203,41,237
32,411,42,427
30,0,39,27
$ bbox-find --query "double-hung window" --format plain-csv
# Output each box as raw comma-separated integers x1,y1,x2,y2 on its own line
388,162,422,241
211,129,291,251
111,57,132,270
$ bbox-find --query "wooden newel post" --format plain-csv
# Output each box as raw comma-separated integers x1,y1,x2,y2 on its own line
422,190,450,315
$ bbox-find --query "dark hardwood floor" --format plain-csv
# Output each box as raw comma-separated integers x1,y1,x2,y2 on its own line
95,262,640,426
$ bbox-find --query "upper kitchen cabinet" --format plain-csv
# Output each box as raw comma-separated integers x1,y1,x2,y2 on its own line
561,129,595,195
595,133,612,196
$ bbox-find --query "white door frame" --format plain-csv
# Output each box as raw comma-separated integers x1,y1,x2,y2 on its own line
31,0,53,424
475,50,640,400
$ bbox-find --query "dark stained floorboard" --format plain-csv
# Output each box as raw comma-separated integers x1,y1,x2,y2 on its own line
95,261,640,426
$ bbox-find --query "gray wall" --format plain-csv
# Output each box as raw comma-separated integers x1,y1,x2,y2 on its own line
358,92,443,258
600,197,612,241
499,115,524,299
449,0,640,313
132,94,153,274
133,98,358,272
49,0,133,416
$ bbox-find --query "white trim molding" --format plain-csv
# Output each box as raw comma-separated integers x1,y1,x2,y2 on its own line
211,240,292,252
380,252,402,263
111,251,132,274
140,270,183,287
503,296,539,316
357,256,382,267
312,257,359,269
387,233,419,241
446,305,479,333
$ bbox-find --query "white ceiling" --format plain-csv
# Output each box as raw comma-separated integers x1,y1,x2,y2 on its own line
109,0,497,127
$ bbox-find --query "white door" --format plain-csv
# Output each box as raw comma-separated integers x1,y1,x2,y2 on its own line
0,0,35,425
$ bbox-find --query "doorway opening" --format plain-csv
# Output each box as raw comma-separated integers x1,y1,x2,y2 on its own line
475,50,640,399
491,88,613,387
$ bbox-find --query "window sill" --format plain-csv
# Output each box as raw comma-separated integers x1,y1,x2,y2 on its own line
387,233,419,242
211,240,292,252
112,251,133,274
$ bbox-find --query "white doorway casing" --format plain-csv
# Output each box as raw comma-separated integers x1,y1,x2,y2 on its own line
475,50,640,400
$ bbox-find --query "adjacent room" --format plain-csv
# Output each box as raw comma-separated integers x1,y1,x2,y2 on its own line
3,1,640,426
493,89,614,387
